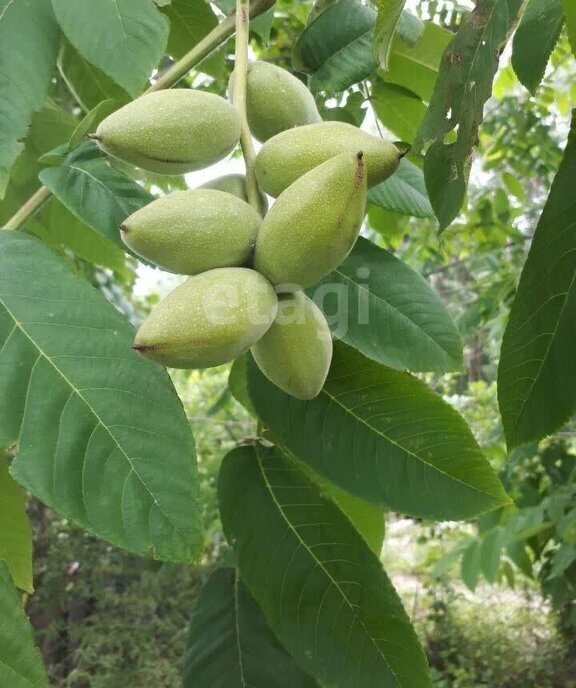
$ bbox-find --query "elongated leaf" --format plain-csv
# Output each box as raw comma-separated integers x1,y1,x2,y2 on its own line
185,567,319,688
163,0,218,58
229,355,256,416
0,561,47,687
498,112,576,449
372,81,427,143
374,0,406,70
417,0,524,229
0,232,202,562
0,0,60,198
480,527,505,582
512,0,564,94
293,0,377,92
460,540,482,591
308,237,462,372
368,158,434,218
248,342,509,520
51,0,169,97
383,21,452,102
40,142,152,253
58,39,130,112
564,0,576,56
219,444,431,688
0,458,32,593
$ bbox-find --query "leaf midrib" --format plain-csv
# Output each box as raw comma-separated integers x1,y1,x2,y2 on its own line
255,445,402,687
233,571,248,688
321,376,503,503
0,295,184,546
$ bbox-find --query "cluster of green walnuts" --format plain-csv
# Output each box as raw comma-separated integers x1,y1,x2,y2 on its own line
92,62,401,400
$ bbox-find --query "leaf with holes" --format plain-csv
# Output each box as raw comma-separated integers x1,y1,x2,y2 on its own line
40,142,152,255
0,0,60,198
498,112,576,449
368,158,433,218
184,567,320,688
0,561,47,687
219,444,431,688
0,232,202,562
416,0,525,229
248,342,510,520
0,458,33,593
51,0,169,97
512,0,564,94
307,238,462,372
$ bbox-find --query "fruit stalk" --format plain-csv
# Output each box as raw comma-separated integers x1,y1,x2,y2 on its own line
232,0,261,211
3,0,275,232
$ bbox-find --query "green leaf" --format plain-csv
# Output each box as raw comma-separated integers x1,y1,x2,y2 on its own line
396,10,425,47
372,81,427,143
0,458,33,593
69,100,119,149
219,444,431,688
0,0,60,198
248,342,510,520
162,0,218,59
498,112,576,449
57,39,131,112
564,0,576,56
460,540,482,591
39,142,152,254
308,237,463,372
383,21,453,102
51,0,170,97
417,0,525,229
368,157,434,217
0,232,202,562
293,0,378,92
290,455,385,555
512,0,564,94
184,567,320,687
374,0,406,70
35,199,127,273
228,355,256,416
0,562,47,687
480,527,505,583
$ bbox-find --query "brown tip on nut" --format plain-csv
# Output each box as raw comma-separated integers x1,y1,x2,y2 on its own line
86,133,100,141
132,344,145,352
119,223,128,233
356,151,364,161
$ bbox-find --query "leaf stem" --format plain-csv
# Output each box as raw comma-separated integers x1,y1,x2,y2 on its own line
3,0,275,232
3,187,52,231
232,0,260,211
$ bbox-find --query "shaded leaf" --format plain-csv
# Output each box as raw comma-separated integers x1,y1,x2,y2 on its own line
461,540,482,591
308,237,463,372
219,444,431,688
228,355,256,416
184,567,319,687
39,142,152,254
368,157,434,217
0,232,202,562
480,527,505,582
564,0,576,56
512,0,564,94
57,38,131,112
374,0,407,70
51,0,169,97
372,81,427,143
498,111,576,449
0,562,47,687
417,0,524,229
383,21,452,101
162,0,218,58
0,458,33,593
0,0,60,197
248,342,510,520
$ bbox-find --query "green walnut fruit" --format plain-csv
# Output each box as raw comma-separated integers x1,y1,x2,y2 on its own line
254,152,367,289
92,90,241,175
200,174,268,216
251,291,333,400
231,61,321,142
255,121,401,196
133,268,278,369
120,190,260,274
